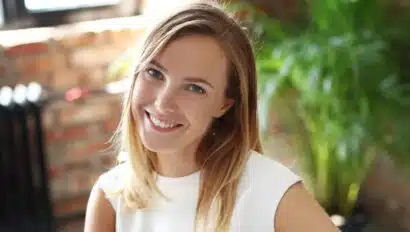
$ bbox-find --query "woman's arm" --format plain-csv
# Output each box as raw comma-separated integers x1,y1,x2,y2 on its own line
84,184,115,232
274,182,340,232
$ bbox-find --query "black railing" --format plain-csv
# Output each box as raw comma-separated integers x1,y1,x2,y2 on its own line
0,86,54,232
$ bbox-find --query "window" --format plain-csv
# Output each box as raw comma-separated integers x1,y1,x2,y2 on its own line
0,0,4,26
0,0,140,30
24,0,122,13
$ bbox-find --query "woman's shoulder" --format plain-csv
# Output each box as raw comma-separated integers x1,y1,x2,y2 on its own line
232,150,303,229
96,162,128,192
240,150,302,201
94,162,128,211
245,150,300,185
244,152,339,231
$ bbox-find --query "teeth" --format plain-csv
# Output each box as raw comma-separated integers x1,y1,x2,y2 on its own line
149,114,178,129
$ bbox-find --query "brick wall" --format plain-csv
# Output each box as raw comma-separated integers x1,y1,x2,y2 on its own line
360,156,410,231
0,18,146,220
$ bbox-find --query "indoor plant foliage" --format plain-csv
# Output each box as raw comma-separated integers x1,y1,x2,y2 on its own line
259,33,399,216
233,0,410,217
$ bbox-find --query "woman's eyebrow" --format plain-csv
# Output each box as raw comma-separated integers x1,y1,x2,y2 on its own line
150,59,168,72
184,77,214,89
151,59,214,89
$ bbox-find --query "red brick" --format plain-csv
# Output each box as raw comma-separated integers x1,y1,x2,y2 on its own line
59,101,113,126
50,176,69,199
46,126,89,142
5,42,49,57
16,73,52,87
51,53,68,71
68,170,101,195
100,154,117,169
0,64,6,77
64,140,111,162
50,70,80,90
64,160,91,172
103,118,120,132
48,164,64,179
41,110,55,129
128,29,145,40
78,68,105,89
69,46,124,68
63,138,90,154
53,194,89,217
106,29,144,50
60,32,104,49
105,30,128,43
14,54,53,76
46,143,63,165
81,142,110,156
0,57,11,80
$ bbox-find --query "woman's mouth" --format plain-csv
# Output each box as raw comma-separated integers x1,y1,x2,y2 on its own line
145,111,183,132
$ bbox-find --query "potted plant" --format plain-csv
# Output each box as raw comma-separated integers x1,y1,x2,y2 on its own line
230,0,410,230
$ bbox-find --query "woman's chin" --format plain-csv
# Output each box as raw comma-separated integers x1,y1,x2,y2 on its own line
139,133,179,154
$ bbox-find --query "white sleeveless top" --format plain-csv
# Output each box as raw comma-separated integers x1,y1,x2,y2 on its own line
96,150,301,232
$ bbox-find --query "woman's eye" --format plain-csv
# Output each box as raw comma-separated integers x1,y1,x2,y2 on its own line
146,68,163,80
187,84,205,94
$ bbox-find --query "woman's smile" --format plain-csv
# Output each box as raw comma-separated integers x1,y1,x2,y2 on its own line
144,110,184,133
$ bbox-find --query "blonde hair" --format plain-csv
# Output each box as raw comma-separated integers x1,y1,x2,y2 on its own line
113,1,261,231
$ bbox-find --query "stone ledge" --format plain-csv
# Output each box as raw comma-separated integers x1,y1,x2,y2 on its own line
0,15,153,48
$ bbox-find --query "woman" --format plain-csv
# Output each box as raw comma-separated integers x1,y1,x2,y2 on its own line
84,1,339,231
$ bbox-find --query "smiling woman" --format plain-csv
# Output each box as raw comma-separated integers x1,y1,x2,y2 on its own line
132,35,232,160
84,1,340,232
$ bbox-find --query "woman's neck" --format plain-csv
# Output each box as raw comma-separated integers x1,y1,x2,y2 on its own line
154,146,200,178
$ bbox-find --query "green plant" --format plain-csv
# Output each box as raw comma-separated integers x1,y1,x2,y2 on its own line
105,48,134,83
232,0,410,216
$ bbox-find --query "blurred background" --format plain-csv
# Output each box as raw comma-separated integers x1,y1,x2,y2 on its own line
0,0,409,231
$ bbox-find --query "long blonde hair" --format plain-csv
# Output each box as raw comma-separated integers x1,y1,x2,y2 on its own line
113,1,261,231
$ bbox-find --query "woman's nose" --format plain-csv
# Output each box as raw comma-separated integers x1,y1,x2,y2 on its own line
154,86,177,113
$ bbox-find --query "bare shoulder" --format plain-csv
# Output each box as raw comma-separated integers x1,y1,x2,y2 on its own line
84,163,127,232
274,182,340,232
84,179,116,232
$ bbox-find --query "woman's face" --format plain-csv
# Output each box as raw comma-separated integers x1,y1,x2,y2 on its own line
131,35,233,155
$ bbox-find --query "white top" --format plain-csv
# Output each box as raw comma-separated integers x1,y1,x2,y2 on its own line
96,150,301,232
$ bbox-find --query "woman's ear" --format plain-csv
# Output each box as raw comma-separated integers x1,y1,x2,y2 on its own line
214,98,234,118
